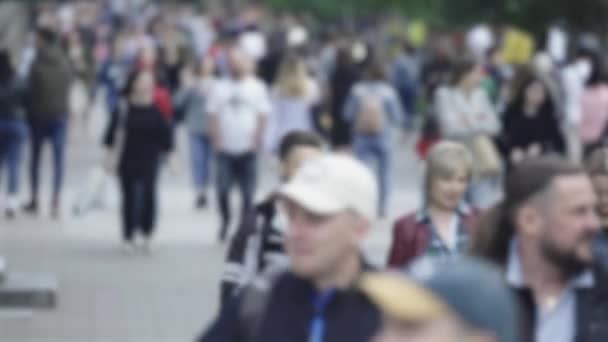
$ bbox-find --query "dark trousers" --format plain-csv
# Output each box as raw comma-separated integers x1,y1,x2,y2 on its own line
216,152,257,237
119,164,159,242
28,118,68,201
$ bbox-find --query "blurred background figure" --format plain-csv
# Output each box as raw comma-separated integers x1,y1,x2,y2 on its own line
578,52,608,157
362,257,518,342
103,69,173,254
208,47,270,242
388,142,478,269
435,57,502,209
561,50,594,162
174,54,217,209
344,59,404,218
329,44,361,150
0,49,26,219
265,55,320,153
24,27,73,218
499,67,565,169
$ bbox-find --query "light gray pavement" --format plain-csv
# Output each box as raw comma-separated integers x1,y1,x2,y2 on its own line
0,117,423,341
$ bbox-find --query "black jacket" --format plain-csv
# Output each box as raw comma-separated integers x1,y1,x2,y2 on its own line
103,103,173,175
200,271,380,342
499,102,565,166
478,235,608,342
515,285,608,342
221,198,285,305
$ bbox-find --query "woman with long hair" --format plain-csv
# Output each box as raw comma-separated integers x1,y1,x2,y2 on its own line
103,69,173,254
265,55,320,152
499,67,565,169
0,50,27,219
174,55,217,208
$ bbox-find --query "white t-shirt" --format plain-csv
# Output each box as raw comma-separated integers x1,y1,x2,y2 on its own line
207,76,271,154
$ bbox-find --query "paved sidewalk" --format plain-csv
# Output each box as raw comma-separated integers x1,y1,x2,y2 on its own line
0,123,422,341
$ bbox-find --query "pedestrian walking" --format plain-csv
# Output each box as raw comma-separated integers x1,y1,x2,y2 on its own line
435,57,502,209
173,55,217,209
103,69,173,254
344,59,404,217
265,55,320,153
220,131,323,305
23,27,74,218
0,50,27,219
208,47,271,242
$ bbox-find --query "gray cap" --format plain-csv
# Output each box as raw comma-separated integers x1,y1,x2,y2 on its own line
408,256,519,342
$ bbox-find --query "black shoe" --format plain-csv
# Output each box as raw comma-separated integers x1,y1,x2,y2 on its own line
23,201,38,215
196,195,208,209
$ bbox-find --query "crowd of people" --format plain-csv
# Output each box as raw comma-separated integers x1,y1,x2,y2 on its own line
3,1,608,341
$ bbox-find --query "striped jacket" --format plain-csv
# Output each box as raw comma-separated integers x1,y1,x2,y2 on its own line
221,198,287,305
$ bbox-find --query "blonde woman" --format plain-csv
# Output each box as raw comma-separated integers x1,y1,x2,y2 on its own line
387,141,480,268
265,55,320,152
586,147,608,233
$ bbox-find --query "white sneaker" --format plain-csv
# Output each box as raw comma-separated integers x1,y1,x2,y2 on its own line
141,237,152,255
121,241,137,255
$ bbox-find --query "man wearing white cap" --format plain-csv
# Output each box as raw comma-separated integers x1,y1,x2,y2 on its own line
199,153,381,342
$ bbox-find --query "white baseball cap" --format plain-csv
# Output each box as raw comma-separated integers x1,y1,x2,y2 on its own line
277,153,378,223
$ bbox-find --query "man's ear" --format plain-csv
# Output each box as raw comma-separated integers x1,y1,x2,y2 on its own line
514,204,543,238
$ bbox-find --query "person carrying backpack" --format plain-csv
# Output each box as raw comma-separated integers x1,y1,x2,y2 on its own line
343,60,404,218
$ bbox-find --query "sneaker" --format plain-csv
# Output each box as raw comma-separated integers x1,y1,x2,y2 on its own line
23,201,38,215
121,241,137,255
141,237,152,254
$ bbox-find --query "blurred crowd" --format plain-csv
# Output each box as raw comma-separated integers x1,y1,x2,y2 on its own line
2,1,608,342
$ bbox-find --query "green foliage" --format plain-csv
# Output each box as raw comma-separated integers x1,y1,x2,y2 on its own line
263,0,608,34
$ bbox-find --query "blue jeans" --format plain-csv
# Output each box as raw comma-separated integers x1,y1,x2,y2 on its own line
216,152,257,235
353,134,391,216
28,118,68,201
189,133,213,191
0,119,27,195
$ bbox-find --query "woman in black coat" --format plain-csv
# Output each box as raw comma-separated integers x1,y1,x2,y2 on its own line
104,69,173,254
499,68,565,169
